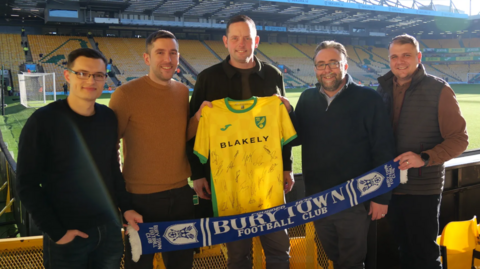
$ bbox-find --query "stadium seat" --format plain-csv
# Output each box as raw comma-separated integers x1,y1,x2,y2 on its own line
0,34,25,90
437,216,478,269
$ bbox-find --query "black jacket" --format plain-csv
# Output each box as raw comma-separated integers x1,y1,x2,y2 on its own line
16,99,131,241
293,75,395,204
188,56,291,181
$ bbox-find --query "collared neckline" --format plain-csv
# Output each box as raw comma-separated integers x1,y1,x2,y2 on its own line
222,55,266,80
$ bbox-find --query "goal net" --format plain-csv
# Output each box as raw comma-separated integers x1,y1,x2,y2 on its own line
18,73,56,108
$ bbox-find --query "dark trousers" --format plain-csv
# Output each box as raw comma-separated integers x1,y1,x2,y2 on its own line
389,194,442,269
43,220,123,269
226,229,290,269
124,184,195,269
313,203,371,269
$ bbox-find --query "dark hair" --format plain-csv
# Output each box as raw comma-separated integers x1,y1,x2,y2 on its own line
67,48,107,70
313,41,348,62
226,15,256,36
145,30,178,54
389,34,420,52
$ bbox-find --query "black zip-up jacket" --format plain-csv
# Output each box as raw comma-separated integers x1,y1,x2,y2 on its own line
292,75,396,204
187,55,292,181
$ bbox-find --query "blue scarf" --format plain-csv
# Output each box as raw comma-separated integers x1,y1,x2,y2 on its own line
128,160,406,261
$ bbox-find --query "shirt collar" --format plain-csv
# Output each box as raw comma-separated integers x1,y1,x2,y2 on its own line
222,55,266,79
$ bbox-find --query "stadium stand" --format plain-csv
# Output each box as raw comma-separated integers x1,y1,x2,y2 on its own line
463,38,480,47
177,40,220,74
204,40,229,60
95,37,149,84
29,35,92,91
422,39,442,48
0,34,25,90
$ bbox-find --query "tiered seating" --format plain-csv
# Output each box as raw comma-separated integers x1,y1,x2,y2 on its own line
95,37,148,85
463,38,480,48
432,65,461,81
423,65,459,82
422,39,442,48
183,74,196,85
448,64,469,80
0,34,24,90
293,43,317,59
204,40,229,60
177,40,220,73
439,39,461,48
29,35,92,91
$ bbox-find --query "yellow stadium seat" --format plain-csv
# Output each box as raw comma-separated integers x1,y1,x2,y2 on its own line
437,216,478,269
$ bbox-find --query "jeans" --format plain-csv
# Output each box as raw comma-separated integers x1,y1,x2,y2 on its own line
124,184,195,269
388,194,442,269
43,220,123,269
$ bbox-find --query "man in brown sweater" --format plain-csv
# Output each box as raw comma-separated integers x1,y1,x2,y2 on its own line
377,34,468,269
109,30,197,269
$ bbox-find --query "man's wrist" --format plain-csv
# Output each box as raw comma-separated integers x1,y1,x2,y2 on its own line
421,152,430,167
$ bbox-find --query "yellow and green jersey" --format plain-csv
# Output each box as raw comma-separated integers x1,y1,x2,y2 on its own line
194,96,297,217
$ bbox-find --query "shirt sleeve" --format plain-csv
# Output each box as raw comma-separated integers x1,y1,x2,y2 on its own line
193,107,210,165
423,86,469,165
16,114,67,242
279,100,297,147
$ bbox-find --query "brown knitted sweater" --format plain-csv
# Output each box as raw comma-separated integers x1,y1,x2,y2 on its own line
109,76,191,194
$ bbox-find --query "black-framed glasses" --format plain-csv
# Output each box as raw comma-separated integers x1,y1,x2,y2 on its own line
315,61,342,70
68,69,107,81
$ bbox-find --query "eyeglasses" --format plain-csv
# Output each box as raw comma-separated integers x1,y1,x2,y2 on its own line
315,61,342,70
68,69,107,81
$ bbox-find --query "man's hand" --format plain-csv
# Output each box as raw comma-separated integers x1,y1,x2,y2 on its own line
56,229,88,245
284,171,295,194
369,201,388,221
124,210,143,232
195,101,213,121
193,178,211,200
274,94,292,113
394,151,425,170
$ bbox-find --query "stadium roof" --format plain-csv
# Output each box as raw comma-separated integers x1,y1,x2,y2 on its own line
2,0,478,37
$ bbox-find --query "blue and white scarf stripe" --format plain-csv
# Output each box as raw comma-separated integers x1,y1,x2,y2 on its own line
128,160,406,262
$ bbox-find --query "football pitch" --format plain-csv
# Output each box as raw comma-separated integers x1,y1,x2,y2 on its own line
0,83,479,174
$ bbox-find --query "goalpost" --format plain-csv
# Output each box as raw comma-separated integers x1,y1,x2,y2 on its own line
18,73,56,108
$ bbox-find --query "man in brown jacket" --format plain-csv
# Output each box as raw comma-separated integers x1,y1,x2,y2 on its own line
377,34,468,269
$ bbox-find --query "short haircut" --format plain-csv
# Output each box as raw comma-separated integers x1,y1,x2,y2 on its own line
145,30,178,54
226,15,256,36
389,34,420,53
67,48,107,70
313,41,348,62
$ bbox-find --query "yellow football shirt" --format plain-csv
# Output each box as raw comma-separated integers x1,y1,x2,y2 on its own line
194,96,297,217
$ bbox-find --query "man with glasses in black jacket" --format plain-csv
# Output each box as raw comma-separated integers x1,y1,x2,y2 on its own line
17,48,142,269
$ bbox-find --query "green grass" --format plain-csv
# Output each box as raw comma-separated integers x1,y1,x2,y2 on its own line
0,84,479,173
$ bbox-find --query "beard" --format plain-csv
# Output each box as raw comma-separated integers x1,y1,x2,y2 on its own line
318,72,344,92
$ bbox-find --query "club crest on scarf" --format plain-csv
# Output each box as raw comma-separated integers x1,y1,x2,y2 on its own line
163,223,199,245
357,172,385,197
